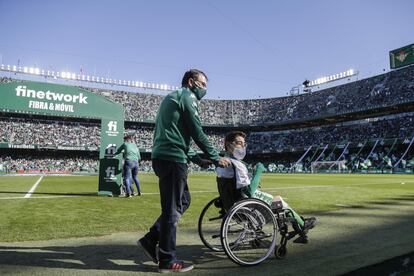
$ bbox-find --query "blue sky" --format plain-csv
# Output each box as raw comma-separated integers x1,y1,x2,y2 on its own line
0,0,413,99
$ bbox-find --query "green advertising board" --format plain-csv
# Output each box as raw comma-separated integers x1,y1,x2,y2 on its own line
389,43,414,69
0,80,125,196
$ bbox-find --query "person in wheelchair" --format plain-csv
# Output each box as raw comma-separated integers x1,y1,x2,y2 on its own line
216,131,316,243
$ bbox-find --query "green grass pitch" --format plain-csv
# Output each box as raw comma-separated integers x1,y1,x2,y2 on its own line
0,173,413,242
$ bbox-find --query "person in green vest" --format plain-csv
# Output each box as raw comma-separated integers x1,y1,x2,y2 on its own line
138,69,230,273
115,134,141,197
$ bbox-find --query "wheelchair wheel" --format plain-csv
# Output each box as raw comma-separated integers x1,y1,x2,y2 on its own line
274,245,287,259
221,199,278,266
198,197,225,252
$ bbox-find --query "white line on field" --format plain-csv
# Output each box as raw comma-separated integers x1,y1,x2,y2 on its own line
262,180,414,192
24,175,44,198
0,195,80,200
122,181,413,196
1,179,411,200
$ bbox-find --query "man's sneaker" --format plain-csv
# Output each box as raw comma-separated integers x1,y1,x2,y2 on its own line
159,261,194,273
137,237,158,264
303,217,317,230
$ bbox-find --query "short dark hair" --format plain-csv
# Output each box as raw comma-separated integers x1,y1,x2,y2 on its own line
181,69,208,87
124,134,133,141
224,131,246,151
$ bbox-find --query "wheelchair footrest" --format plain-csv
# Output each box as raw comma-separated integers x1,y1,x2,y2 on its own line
286,231,298,240
293,235,308,244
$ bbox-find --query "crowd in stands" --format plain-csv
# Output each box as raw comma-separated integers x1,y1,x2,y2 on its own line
78,65,414,126
0,77,12,84
247,112,414,153
259,146,414,173
0,117,101,148
83,87,163,122
2,66,414,126
0,117,226,151
0,155,98,173
1,112,413,156
1,66,414,173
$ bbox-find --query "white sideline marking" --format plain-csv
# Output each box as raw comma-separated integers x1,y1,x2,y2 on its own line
45,259,85,265
335,204,352,207
24,175,44,198
0,195,79,200
126,181,414,196
108,259,138,265
262,180,414,192
1,179,412,200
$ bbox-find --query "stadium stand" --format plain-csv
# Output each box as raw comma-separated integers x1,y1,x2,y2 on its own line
0,154,99,174
80,65,414,126
0,65,413,174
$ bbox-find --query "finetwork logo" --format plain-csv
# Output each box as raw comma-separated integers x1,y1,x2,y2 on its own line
105,121,119,137
15,85,88,113
108,121,117,132
15,86,88,104
105,166,116,181
105,144,117,157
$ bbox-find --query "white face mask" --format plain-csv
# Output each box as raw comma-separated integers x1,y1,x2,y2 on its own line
233,147,246,160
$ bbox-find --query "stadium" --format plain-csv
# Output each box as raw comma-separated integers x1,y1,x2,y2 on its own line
1,1,414,274
1,46,414,275
1,61,413,176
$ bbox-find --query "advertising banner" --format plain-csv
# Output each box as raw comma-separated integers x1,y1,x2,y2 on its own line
0,80,125,196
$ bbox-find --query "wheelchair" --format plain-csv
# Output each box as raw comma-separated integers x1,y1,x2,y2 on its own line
198,177,311,266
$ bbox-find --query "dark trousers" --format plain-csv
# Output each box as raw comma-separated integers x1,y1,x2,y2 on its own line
123,160,141,195
144,158,191,265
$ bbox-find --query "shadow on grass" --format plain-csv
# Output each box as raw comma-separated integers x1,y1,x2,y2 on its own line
389,194,414,201
0,243,237,273
331,193,414,210
0,191,96,197
1,194,414,275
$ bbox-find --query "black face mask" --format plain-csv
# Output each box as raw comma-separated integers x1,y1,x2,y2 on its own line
190,82,207,100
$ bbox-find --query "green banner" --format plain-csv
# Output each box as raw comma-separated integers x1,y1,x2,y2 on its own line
98,118,124,196
0,80,125,196
390,43,414,69
0,80,120,118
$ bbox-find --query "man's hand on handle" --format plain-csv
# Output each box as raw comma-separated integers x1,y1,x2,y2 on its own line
218,157,231,168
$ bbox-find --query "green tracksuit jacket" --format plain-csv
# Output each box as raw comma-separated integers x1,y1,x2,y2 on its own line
151,87,220,165
115,142,141,161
